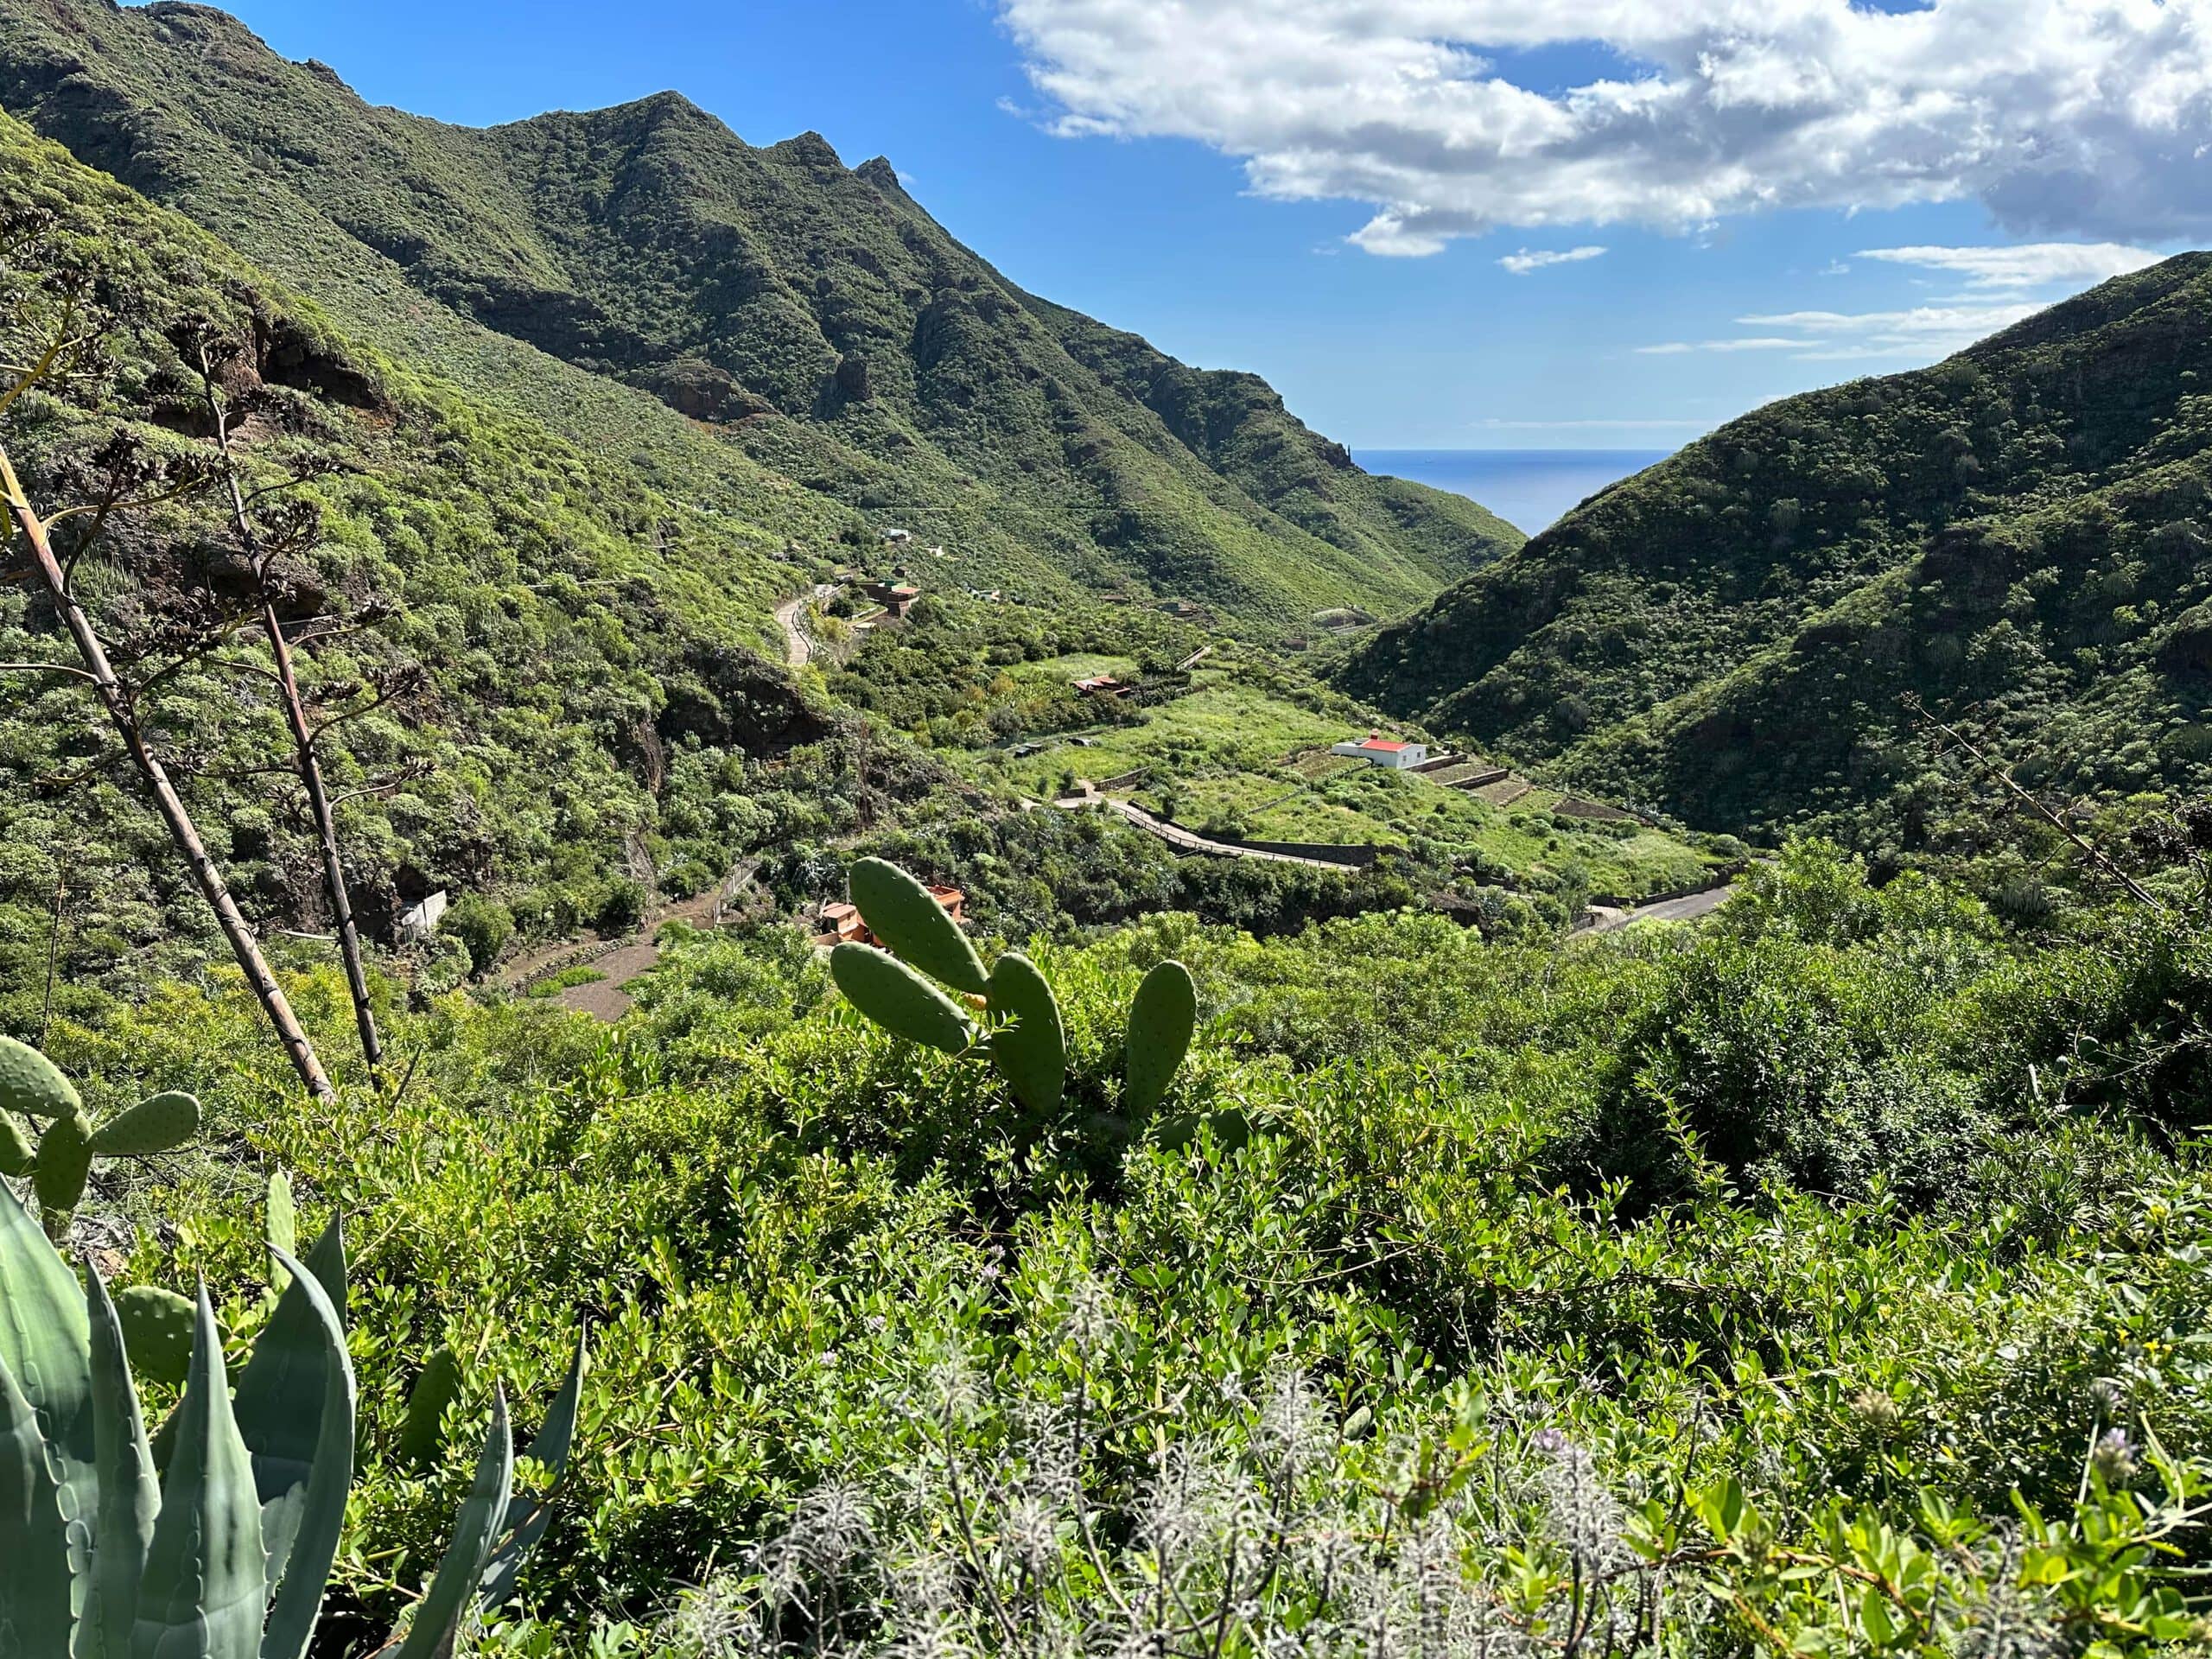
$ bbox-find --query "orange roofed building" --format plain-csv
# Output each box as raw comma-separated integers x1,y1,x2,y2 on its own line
814,885,965,948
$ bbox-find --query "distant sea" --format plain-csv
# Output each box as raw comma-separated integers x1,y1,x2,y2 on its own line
1357,448,1673,535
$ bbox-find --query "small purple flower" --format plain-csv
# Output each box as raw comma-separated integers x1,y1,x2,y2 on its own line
2091,1427,2138,1484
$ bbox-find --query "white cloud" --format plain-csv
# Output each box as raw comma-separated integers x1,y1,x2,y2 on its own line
1731,300,2045,360
1854,242,2165,289
999,0,2212,256
1498,245,1608,274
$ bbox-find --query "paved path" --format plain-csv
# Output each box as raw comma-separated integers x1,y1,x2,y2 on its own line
1106,800,1355,870
773,584,840,669
773,595,812,668
1586,882,1738,934
543,883,732,1022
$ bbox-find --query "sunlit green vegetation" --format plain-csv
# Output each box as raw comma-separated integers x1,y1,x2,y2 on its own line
832,598,1725,906
14,841,2203,1652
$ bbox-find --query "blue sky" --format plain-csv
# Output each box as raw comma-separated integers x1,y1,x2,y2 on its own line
204,1,2200,448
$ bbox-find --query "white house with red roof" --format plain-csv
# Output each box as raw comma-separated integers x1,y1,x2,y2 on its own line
1332,732,1428,769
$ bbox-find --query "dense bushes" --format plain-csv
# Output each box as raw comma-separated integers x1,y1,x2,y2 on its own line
11,840,2204,1651
1343,250,2212,875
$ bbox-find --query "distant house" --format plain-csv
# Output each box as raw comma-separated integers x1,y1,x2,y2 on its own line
880,526,913,546
1332,733,1428,769
817,900,869,948
861,579,922,619
1158,598,1203,620
813,886,965,949
398,890,448,942
1072,673,1133,700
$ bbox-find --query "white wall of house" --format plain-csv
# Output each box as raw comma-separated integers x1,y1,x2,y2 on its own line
1331,738,1427,769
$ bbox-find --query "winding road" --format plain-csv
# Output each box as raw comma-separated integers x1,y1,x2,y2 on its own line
1105,800,1364,871
1585,882,1739,933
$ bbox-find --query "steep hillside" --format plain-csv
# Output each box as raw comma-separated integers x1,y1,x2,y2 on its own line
1342,254,2212,855
0,108,832,1010
0,0,1519,626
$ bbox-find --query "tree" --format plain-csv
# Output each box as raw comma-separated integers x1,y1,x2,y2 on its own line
181,321,422,1073
0,222,334,1096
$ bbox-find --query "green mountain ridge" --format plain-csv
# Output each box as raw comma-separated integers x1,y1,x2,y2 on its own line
0,0,1520,626
1341,252,2212,862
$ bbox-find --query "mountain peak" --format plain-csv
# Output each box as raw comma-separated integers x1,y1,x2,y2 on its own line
767,130,844,168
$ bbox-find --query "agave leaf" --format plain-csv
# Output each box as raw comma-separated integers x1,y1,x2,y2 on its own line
302,1211,346,1326
0,1347,73,1656
82,1264,161,1659
397,1388,513,1659
0,1176,94,1626
848,858,987,994
251,1236,357,1659
133,1285,266,1659
986,951,1066,1119
479,1333,586,1611
264,1173,296,1298
1123,959,1198,1116
830,944,976,1054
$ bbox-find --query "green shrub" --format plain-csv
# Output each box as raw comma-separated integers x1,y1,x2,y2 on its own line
441,894,516,976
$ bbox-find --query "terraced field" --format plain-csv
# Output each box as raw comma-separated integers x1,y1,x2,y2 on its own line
953,659,1725,900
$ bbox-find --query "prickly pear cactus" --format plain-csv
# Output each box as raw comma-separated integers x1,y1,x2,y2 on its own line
1124,960,1198,1116
0,1033,79,1120
400,1344,463,1469
0,1110,30,1176
987,951,1066,1117
831,944,976,1055
89,1090,200,1156
33,1106,95,1218
114,1282,198,1387
849,857,988,994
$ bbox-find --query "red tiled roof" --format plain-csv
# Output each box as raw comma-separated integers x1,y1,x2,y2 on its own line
1358,738,1409,753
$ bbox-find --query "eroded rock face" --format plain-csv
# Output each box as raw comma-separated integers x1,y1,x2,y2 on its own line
634,359,775,423
835,353,873,401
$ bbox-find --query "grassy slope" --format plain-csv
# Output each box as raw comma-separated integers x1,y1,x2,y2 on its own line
833,600,1716,901
1340,254,2212,846
0,0,1522,628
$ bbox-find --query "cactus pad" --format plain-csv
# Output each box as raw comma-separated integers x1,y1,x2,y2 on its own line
114,1283,197,1388
831,944,976,1054
0,1111,30,1177
400,1344,463,1469
848,858,988,994
1124,960,1198,1116
987,951,1066,1118
88,1090,200,1157
33,1108,95,1216
0,1034,79,1121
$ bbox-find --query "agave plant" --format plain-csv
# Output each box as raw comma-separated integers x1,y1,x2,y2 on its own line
826,856,1197,1118
0,1173,583,1656
0,1034,200,1236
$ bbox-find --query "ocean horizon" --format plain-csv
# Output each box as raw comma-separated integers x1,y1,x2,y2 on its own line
1357,448,1673,535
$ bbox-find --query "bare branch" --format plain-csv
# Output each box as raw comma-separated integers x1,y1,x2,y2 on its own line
0,658,99,683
